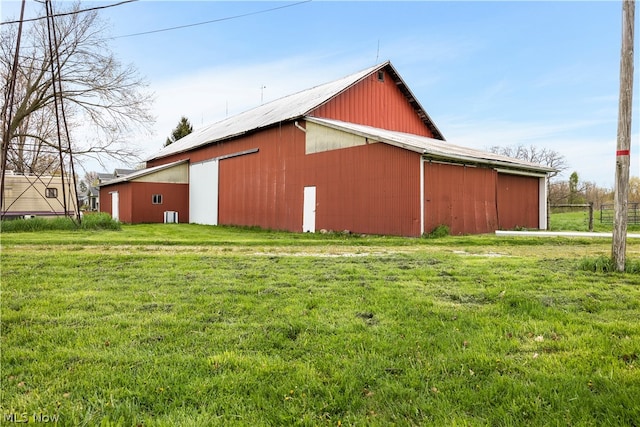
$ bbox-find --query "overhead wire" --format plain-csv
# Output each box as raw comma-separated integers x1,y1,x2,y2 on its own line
2,1,313,53
1,0,313,40
0,0,138,26
110,0,312,39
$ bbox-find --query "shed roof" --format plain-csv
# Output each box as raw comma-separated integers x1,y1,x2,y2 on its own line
114,168,138,177
97,172,114,183
148,61,443,161
99,160,188,187
307,117,556,174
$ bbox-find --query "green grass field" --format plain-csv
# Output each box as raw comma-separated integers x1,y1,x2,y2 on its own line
549,209,640,233
1,222,639,426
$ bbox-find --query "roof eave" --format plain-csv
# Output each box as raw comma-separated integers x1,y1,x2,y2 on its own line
305,116,555,175
421,152,556,175
377,139,554,174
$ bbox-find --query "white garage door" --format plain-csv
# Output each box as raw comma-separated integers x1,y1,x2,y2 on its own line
189,160,219,225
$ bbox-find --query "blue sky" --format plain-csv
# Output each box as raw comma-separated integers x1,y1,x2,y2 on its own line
2,1,639,186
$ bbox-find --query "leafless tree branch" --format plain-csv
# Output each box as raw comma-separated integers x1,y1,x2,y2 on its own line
1,1,154,174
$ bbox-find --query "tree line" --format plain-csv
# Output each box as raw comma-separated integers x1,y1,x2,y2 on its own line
550,173,640,208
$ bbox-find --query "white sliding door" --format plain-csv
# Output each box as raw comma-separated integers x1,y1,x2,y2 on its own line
189,160,219,225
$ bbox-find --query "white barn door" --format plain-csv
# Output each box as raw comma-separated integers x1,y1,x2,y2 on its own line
190,160,219,225
303,186,316,232
111,192,119,221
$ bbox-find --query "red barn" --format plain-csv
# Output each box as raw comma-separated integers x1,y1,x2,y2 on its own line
100,61,554,235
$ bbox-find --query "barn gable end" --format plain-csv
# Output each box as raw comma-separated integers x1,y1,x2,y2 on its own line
309,67,437,138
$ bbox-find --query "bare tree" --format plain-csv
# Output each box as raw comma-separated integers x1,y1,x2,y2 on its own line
629,176,640,202
5,101,59,174
488,144,568,180
548,180,570,205
84,170,99,187
549,173,617,212
1,1,154,174
583,181,614,208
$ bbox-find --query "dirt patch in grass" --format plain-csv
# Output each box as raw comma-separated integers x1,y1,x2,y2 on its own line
452,250,511,257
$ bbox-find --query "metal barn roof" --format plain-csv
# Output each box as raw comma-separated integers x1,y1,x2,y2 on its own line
306,117,556,174
148,61,443,161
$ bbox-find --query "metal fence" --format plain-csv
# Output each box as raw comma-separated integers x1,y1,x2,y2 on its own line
600,202,640,224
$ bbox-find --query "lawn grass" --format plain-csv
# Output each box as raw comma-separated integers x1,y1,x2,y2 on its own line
1,224,639,426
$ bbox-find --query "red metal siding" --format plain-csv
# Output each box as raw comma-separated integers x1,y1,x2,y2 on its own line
496,174,539,229
99,188,111,217
144,124,306,231
99,183,132,223
100,182,188,224
145,125,304,230
307,143,421,236
130,182,189,224
310,70,434,137
217,124,306,231
424,162,498,235
151,122,422,236
141,124,540,236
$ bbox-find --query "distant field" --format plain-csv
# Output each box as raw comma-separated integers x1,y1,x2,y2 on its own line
1,225,639,426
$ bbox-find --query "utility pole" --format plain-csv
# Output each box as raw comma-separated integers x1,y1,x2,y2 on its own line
612,0,635,272
1,0,26,214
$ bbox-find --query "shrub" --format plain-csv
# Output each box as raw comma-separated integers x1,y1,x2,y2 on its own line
80,212,121,230
579,255,616,273
579,255,640,274
0,212,120,232
424,224,450,239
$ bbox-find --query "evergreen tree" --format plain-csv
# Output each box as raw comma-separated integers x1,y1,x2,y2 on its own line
165,116,193,147
568,171,580,204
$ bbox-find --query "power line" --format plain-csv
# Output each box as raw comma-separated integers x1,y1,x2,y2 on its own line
0,0,138,26
110,0,312,39
3,0,312,50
